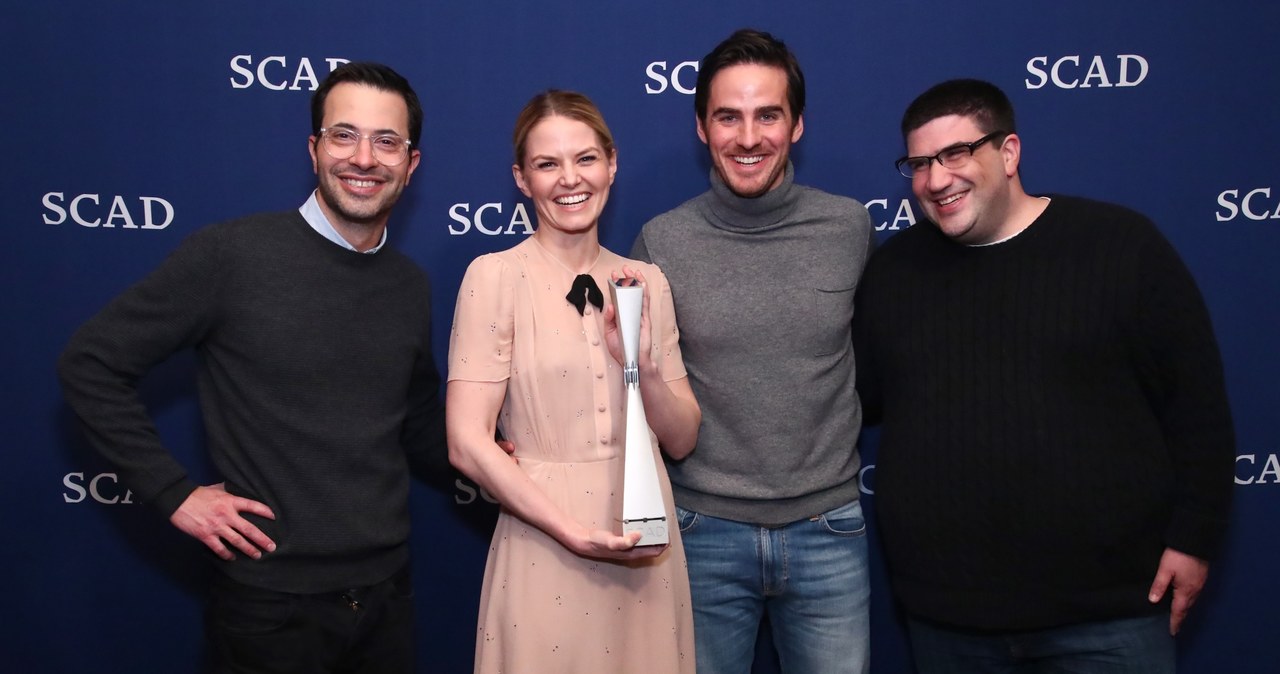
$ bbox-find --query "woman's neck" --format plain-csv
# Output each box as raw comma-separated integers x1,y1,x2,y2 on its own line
531,227,601,273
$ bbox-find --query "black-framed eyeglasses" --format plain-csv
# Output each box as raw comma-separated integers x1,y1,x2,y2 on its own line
895,131,1005,178
318,127,413,167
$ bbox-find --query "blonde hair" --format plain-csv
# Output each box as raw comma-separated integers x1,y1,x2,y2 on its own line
512,90,616,166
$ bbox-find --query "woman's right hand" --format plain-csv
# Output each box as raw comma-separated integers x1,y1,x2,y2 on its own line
571,526,668,561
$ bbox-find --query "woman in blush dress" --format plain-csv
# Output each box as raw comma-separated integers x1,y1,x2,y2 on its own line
446,90,698,674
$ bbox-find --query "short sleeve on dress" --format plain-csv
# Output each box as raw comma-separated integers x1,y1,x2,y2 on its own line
448,253,515,383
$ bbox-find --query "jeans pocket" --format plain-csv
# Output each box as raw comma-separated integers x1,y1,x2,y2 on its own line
675,505,699,533
819,499,867,537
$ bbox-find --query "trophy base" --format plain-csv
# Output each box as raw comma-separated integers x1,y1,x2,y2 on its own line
622,516,669,546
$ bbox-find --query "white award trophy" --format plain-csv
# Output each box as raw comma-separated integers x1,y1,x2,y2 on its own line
611,280,669,546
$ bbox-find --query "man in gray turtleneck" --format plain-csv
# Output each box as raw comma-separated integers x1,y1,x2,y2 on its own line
631,28,874,674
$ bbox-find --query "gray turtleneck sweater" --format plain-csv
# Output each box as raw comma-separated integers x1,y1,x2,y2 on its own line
631,164,873,526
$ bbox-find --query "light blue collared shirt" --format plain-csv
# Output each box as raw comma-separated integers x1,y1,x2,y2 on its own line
298,191,386,254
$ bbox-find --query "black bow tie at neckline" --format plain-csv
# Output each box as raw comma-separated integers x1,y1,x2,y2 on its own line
566,274,604,315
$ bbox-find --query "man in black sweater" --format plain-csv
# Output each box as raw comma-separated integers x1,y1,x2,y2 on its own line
855,79,1233,672
58,62,441,673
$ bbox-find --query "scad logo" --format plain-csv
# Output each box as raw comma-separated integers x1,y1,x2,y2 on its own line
865,198,918,232
1216,188,1280,222
1025,54,1148,89
858,464,875,496
43,192,174,230
63,472,135,505
645,60,699,95
1236,454,1280,485
455,478,499,506
229,55,350,91
448,202,535,236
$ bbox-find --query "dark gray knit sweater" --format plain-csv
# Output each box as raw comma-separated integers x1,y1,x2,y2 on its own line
58,211,446,592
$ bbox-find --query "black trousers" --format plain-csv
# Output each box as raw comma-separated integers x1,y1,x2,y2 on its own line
206,564,414,674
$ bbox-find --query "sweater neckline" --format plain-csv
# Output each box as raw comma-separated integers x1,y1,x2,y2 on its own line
291,211,385,266
703,161,800,233
964,196,1054,248
927,195,1059,254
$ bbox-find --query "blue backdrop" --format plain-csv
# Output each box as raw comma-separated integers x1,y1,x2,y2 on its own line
6,2,1277,671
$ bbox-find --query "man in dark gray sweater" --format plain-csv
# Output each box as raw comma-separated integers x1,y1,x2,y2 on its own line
58,62,441,673
631,29,874,674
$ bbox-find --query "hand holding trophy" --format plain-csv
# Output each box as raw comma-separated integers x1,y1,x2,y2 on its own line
610,277,669,546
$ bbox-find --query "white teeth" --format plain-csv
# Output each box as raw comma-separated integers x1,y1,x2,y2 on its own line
555,194,589,205
734,156,764,165
345,179,377,188
939,194,962,206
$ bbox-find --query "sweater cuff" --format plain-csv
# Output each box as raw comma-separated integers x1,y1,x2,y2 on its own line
1165,505,1229,562
151,478,200,519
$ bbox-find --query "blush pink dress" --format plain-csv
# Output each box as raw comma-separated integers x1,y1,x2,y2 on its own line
448,238,695,674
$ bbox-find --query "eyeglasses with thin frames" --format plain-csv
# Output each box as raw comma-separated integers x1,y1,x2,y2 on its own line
895,131,1005,178
317,127,413,167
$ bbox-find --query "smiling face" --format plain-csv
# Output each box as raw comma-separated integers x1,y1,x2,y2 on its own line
906,114,1020,245
513,114,617,240
308,82,420,240
697,63,803,198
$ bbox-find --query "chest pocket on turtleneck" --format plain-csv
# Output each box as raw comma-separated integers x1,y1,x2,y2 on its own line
808,284,857,357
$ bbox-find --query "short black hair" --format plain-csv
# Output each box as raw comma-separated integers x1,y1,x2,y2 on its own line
311,62,423,149
695,29,805,124
900,78,1015,140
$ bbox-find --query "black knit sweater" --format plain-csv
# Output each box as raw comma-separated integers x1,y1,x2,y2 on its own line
855,196,1234,630
59,211,446,592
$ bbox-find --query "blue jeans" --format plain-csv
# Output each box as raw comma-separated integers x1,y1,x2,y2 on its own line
676,500,870,674
908,614,1175,674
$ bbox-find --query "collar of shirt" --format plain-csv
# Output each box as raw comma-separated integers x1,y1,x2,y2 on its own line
298,191,386,254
